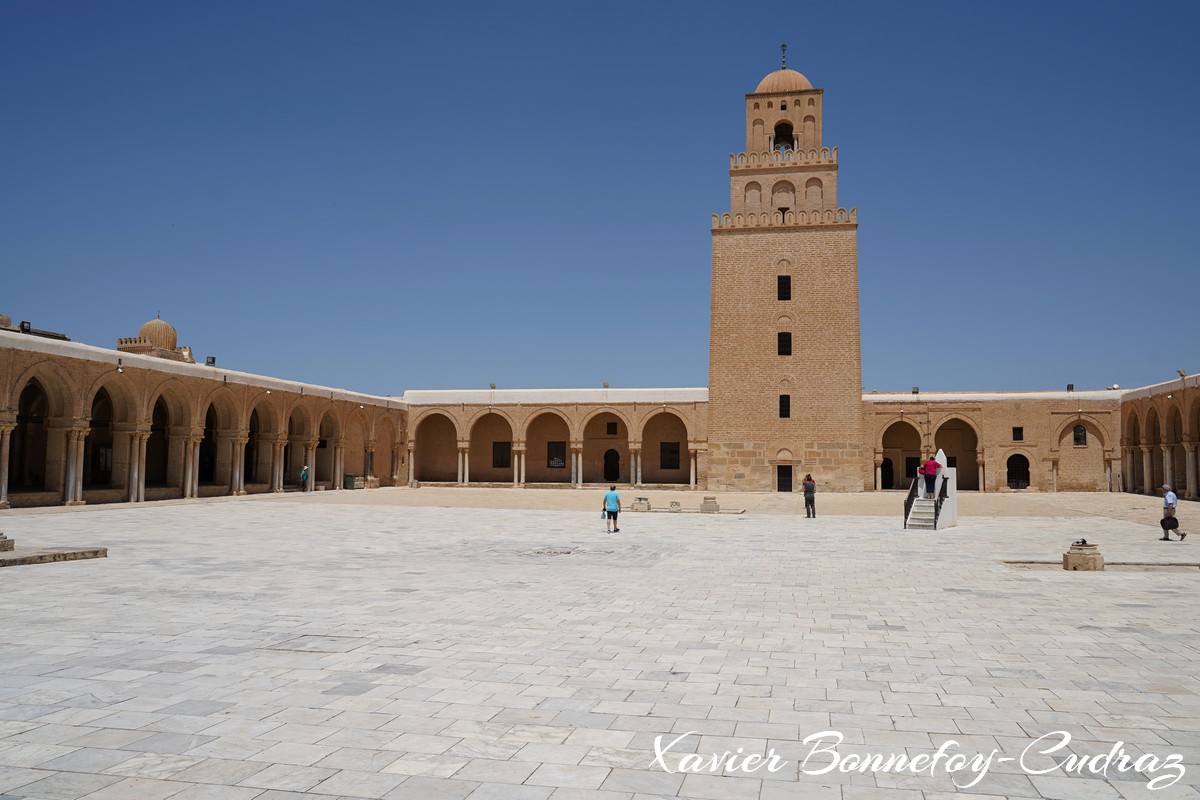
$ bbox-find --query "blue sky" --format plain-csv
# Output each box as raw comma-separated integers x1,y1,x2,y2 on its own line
3,1,1196,395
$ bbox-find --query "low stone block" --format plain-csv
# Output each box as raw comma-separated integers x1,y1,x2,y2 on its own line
1063,542,1103,571
631,497,651,512
700,496,720,513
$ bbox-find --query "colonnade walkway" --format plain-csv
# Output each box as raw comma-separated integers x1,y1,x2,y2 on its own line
1,492,1197,799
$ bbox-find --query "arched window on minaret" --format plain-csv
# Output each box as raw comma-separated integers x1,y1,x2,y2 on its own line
805,177,823,207
744,182,762,211
773,120,795,151
752,119,765,151
802,115,817,148
771,181,795,219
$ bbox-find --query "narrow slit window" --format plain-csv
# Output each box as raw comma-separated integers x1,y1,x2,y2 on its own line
777,275,791,301
777,332,792,356
779,394,791,418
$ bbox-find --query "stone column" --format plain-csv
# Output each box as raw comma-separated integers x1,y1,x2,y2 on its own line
1124,447,1135,492
512,449,520,487
461,447,469,485
127,433,139,502
1185,443,1195,501
305,441,316,491
874,459,882,492
334,441,344,490
407,444,415,486
1142,447,1154,495
190,437,203,498
519,450,526,484
456,449,463,484
0,425,13,509
72,431,86,505
366,445,376,480
1050,460,1058,493
629,448,640,486
690,450,698,489
1105,458,1113,492
62,429,78,504
182,439,193,498
1163,446,1175,492
570,449,577,485
137,433,148,502
229,438,240,495
236,437,249,495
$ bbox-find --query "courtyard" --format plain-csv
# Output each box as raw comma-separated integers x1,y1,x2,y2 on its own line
1,489,1198,799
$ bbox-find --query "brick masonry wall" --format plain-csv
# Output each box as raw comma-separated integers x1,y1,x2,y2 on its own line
708,225,865,492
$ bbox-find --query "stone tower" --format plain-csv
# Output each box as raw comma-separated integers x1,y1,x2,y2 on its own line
707,63,864,492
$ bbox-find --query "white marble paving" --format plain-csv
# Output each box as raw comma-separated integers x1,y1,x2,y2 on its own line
0,495,1198,798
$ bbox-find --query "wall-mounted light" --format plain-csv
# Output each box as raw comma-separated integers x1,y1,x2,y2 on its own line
117,358,123,374
912,386,919,394
1178,369,1188,378
602,381,609,389
266,389,271,395
1067,383,1074,392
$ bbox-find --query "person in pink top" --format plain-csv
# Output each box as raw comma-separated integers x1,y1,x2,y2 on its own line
918,456,939,499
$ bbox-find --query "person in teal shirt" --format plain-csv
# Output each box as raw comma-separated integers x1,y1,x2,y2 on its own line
603,485,621,533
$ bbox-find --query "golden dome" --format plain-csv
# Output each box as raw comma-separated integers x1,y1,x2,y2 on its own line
754,69,813,93
138,317,177,351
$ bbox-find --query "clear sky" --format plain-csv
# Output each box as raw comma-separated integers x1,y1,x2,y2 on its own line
3,1,1196,396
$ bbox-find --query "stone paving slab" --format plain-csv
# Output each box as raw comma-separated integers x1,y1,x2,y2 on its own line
0,494,1198,798
0,547,107,568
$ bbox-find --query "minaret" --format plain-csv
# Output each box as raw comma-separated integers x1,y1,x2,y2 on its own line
707,54,864,492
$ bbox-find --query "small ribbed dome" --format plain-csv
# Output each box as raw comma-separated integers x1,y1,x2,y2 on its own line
754,68,813,93
139,317,177,351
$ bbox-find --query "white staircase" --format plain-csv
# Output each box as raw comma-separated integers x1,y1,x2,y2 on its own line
907,497,937,530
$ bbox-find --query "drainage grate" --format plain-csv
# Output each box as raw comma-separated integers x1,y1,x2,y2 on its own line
526,547,575,557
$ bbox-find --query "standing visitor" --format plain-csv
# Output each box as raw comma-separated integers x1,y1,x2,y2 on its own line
918,456,939,499
300,464,309,492
802,474,816,518
603,484,621,533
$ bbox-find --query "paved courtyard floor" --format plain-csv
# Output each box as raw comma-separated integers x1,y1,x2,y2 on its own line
1,490,1198,799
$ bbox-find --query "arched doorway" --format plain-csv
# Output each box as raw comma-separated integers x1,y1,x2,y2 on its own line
881,420,922,490
583,413,628,483
1006,454,1030,489
10,380,49,492
316,411,339,488
640,412,688,485
935,418,979,490
603,449,620,482
344,414,367,480
285,408,311,488
1168,407,1185,492
524,412,571,483
376,417,398,485
83,388,115,489
1126,415,1142,493
469,412,514,483
198,406,218,484
880,458,894,489
244,410,261,484
1146,409,1163,490
414,414,457,482
146,398,170,486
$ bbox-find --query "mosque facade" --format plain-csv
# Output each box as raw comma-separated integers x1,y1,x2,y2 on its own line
2,64,1196,509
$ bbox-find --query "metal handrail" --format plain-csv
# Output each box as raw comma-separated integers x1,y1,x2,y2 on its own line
903,478,918,529
933,474,949,529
